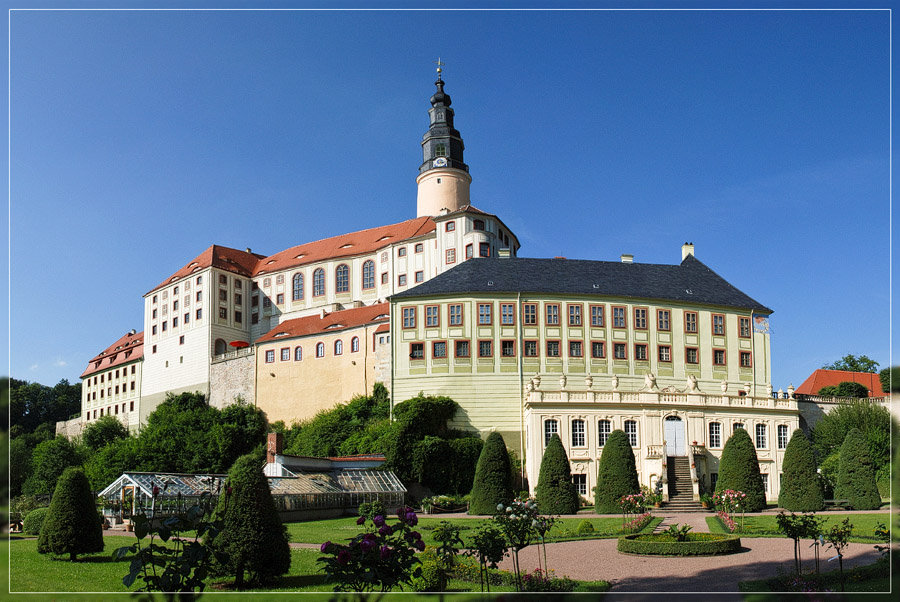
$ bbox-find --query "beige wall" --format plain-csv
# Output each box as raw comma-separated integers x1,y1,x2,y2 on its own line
82,359,142,433
416,168,471,218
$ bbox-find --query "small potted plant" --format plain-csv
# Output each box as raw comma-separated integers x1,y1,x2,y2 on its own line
700,493,713,509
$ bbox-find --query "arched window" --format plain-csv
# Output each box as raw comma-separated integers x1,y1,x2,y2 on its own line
334,340,343,355
214,338,227,355
294,346,302,361
336,264,349,293
543,419,558,445
351,336,360,352
316,342,325,358
292,273,304,301
362,260,375,290
313,268,325,297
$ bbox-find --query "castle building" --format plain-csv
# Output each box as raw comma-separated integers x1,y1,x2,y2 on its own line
74,71,801,503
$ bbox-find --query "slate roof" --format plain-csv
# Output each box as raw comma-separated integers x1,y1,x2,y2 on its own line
391,255,773,314
795,369,885,397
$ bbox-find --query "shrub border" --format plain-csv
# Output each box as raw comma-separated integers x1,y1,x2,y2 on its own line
617,533,742,556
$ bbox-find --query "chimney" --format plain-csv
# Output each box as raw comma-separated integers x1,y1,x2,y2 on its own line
681,242,695,261
266,432,283,463
245,248,252,253
620,254,634,264
498,248,511,259
129,329,136,335
320,308,327,319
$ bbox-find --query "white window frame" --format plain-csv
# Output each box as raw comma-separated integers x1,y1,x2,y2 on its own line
544,419,558,446
571,419,586,447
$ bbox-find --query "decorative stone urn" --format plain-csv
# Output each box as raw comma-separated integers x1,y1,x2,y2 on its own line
787,383,795,399
744,382,752,395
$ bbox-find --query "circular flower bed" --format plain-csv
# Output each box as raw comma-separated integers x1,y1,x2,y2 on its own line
617,533,741,556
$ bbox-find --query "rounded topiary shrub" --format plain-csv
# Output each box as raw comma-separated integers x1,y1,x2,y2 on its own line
208,454,291,589
22,507,49,536
37,467,104,561
576,519,595,535
836,428,881,510
714,427,766,512
778,428,824,512
468,432,514,515
535,434,580,515
594,429,640,514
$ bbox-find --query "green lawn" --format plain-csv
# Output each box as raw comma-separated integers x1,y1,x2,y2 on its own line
738,556,891,594
706,512,888,542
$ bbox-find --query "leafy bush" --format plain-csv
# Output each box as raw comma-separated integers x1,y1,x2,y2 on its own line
535,434,579,515
576,519,595,535
817,382,869,398
714,428,766,512
37,467,104,560
835,428,881,510
22,436,82,497
522,568,577,592
468,432,514,515
81,415,129,450
207,454,291,588
411,547,443,592
594,430,639,513
386,394,459,483
358,500,386,521
778,428,824,512
22,507,49,535
812,399,891,474
447,436,483,495
617,533,741,556
663,523,693,542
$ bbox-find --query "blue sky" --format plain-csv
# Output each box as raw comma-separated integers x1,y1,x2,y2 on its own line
4,4,894,390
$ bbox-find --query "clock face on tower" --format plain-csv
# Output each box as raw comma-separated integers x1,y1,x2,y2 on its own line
433,157,448,167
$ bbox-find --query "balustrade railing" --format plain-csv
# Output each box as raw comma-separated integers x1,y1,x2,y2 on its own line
526,385,797,410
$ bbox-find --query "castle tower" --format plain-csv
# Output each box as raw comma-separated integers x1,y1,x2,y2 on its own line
416,64,471,217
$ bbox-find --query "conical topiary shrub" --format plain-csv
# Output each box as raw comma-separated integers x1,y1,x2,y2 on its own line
778,428,824,512
535,434,579,515
835,428,881,510
468,432,514,515
594,429,639,513
208,454,291,588
37,467,104,561
715,427,766,512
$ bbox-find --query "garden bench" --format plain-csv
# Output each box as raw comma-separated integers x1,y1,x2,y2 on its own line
824,499,849,508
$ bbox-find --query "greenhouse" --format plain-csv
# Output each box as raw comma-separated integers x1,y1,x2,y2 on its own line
97,472,225,525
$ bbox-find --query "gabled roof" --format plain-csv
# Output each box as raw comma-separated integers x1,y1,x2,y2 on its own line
391,255,773,313
82,330,144,378
254,217,435,276
255,302,390,344
795,369,886,397
147,245,265,295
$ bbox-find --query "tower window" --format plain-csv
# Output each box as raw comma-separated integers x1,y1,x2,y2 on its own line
435,144,446,157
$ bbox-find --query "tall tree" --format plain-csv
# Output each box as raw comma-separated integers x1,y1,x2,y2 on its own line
835,428,881,510
594,430,640,513
535,434,580,514
38,467,104,561
778,429,824,512
81,415,129,451
878,366,899,393
822,354,880,373
714,428,766,512
468,432,514,515
22,436,82,496
811,400,891,474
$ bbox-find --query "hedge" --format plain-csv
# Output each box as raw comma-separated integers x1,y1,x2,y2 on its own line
714,427,766,512
836,428,881,510
594,430,639,513
468,432,514,515
535,434,580,515
617,533,741,556
778,428,824,512
22,507,49,536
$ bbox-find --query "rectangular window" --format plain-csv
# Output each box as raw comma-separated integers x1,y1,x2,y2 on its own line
625,420,638,446
446,249,456,264
415,271,424,283
524,340,538,357
614,343,627,359
501,303,515,325
234,311,242,324
445,221,455,232
398,247,407,257
686,347,699,364
713,349,726,365
455,340,470,358
184,313,189,324
425,305,439,327
432,341,447,359
598,420,611,446
196,308,202,320
173,299,179,311
657,309,670,331
709,422,722,448
740,351,752,367
712,314,725,335
546,304,560,325
162,321,168,331
251,313,259,324
591,341,605,358
466,244,474,259
478,303,492,325
739,316,751,338
219,289,228,301
612,306,626,329
276,293,284,305
756,424,767,448
265,350,275,363
569,340,583,357
402,307,416,329
733,423,744,432
544,419,558,445
571,419,586,447
590,304,604,327
478,340,493,357
281,347,290,361
221,275,229,285
415,243,424,253
568,304,582,326
479,242,490,257
634,344,648,361
218,308,227,319
410,343,424,360
398,274,407,286
523,303,537,325
381,272,388,285
263,297,271,309
777,425,790,449
685,311,698,333
711,473,718,491
179,335,184,345
252,295,259,307
658,345,671,362
541,340,558,357
634,307,647,329
761,473,769,493
449,304,463,326
501,340,516,357
573,474,587,496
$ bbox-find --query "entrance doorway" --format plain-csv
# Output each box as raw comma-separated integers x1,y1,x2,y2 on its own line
664,416,686,456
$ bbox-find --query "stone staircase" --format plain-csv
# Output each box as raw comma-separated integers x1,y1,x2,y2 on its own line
664,456,707,513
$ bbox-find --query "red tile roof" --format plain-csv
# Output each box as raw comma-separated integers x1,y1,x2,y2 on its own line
147,245,266,295
255,217,435,276
255,303,390,344
82,330,144,378
795,369,886,397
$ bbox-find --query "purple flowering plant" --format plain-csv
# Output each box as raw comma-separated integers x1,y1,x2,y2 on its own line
318,506,424,592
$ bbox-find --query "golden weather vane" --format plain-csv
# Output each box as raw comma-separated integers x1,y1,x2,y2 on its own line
434,57,445,80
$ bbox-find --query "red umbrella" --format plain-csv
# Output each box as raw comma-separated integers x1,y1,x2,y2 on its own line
229,340,250,348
